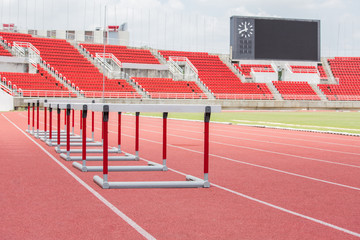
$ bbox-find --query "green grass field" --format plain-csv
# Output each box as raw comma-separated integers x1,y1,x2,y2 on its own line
139,111,360,134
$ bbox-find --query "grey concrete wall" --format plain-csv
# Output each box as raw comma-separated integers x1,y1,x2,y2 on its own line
123,68,170,78
0,56,28,73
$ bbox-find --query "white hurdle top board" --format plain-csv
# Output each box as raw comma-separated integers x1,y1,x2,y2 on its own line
46,102,221,113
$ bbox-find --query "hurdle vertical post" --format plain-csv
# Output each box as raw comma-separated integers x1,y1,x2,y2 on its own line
32,102,35,134
102,105,110,188
27,102,30,132
72,109,75,135
91,100,95,141
203,106,211,186
56,105,61,152
82,105,88,169
80,110,83,139
135,112,140,159
44,100,47,140
66,104,71,159
118,112,121,153
36,100,40,138
49,106,52,146
64,109,67,134
162,112,168,170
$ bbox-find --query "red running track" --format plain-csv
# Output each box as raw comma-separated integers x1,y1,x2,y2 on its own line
1,111,360,240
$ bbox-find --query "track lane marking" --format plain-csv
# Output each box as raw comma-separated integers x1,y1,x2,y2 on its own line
2,114,156,240
12,112,360,238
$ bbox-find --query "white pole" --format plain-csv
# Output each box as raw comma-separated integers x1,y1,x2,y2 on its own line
164,12,166,49
102,5,106,101
34,0,36,30
84,0,86,30
42,0,44,30
25,0,28,30
148,8,150,48
17,0,19,29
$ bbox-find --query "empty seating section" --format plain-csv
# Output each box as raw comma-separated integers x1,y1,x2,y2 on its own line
80,43,160,64
0,32,140,98
273,81,320,100
131,77,207,99
0,65,75,97
290,65,318,73
237,64,274,77
0,44,12,56
317,65,327,78
159,50,273,100
318,57,360,101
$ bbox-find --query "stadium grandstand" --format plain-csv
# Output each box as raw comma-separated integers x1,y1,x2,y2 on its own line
0,10,358,111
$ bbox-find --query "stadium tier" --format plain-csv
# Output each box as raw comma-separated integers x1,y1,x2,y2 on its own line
273,81,320,100
159,50,273,100
131,77,207,99
0,32,141,98
0,44,12,56
317,65,327,78
236,64,275,78
318,57,360,101
80,43,160,64
0,65,76,97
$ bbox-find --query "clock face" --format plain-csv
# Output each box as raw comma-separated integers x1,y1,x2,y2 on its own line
238,21,254,38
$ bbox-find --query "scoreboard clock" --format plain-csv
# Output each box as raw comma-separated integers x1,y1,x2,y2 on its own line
230,17,255,59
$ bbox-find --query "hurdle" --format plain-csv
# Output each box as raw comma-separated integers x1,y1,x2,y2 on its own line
47,102,135,161
89,103,221,189
41,102,101,146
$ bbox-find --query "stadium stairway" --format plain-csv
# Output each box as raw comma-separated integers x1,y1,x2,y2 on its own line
321,57,337,84
217,55,246,82
309,83,328,101
38,61,80,97
150,49,168,64
74,42,148,98
266,82,283,100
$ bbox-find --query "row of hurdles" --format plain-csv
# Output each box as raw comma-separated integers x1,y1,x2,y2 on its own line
24,99,221,189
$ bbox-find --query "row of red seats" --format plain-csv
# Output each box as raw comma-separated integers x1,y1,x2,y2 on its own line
0,32,139,97
131,77,206,99
0,44,12,56
158,50,273,99
321,57,360,100
236,64,274,77
80,43,160,64
273,81,320,101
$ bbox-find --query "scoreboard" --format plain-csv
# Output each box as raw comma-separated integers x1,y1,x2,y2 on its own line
230,16,320,61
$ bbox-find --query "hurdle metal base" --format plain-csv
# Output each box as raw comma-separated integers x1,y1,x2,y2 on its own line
56,147,119,154
93,175,210,189
46,138,93,143
59,153,138,161
51,142,103,147
72,161,166,172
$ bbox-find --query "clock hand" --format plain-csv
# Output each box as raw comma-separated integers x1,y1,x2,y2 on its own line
238,29,246,34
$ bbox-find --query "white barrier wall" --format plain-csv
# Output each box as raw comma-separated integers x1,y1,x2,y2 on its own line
252,71,278,83
0,91,14,111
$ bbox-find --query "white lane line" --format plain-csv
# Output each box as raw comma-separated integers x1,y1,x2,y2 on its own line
2,114,156,240
142,155,360,239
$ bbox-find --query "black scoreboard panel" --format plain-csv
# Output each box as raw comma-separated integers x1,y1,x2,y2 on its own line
230,16,320,61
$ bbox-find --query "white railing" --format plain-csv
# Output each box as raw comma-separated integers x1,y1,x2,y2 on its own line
169,56,198,74
13,42,41,66
19,90,75,98
95,53,122,73
168,56,199,81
